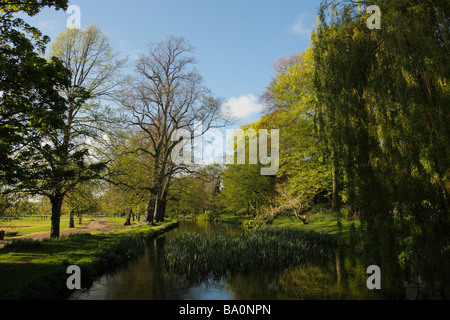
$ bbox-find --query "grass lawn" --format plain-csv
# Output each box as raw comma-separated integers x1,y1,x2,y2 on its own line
272,212,358,237
0,215,130,239
0,216,55,237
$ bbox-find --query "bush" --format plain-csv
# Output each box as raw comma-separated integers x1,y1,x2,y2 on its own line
205,212,221,222
243,216,273,230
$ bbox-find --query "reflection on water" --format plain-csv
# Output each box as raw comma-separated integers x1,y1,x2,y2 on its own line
69,220,383,300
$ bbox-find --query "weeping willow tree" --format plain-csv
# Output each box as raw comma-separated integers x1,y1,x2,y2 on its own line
313,0,449,298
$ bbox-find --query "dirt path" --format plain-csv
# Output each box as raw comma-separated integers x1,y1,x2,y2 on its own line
0,218,126,248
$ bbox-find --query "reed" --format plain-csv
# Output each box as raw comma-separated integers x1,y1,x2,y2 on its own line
164,226,337,280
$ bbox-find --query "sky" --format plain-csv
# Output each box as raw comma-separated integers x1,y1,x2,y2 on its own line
23,0,323,126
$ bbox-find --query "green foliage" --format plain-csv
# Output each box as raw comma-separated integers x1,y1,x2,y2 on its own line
221,162,276,215
66,183,99,219
0,6,71,183
205,211,222,222
243,216,273,230
312,0,450,297
220,126,277,216
48,24,127,103
167,164,223,216
101,131,156,217
260,45,333,218
0,1,68,16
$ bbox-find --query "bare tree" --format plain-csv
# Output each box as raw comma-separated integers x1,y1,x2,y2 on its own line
121,36,226,223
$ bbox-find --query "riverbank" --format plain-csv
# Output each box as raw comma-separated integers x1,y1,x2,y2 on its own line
181,206,358,242
0,220,178,300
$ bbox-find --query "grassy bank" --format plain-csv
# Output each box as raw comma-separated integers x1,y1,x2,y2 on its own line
0,220,178,300
187,205,359,242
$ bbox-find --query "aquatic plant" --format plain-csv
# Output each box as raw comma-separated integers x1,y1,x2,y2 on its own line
164,226,337,280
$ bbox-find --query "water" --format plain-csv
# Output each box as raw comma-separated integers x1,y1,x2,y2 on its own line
69,220,383,300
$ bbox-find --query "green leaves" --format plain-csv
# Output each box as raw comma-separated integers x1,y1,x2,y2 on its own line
0,0,68,16
312,0,450,295
0,5,70,181
221,161,276,215
258,45,331,215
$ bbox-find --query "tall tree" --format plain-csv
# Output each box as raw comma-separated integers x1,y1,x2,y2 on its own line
48,24,127,104
313,0,449,297
221,124,277,216
261,45,332,217
313,0,402,295
0,0,70,180
8,25,127,238
121,36,225,224
0,1,83,239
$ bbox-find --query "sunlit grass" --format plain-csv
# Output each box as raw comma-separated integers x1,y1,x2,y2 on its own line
195,205,359,240
0,216,54,237
0,215,133,239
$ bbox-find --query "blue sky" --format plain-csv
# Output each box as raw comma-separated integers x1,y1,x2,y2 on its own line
25,0,322,126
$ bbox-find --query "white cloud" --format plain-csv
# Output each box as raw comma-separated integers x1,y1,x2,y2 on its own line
291,14,311,36
222,94,265,120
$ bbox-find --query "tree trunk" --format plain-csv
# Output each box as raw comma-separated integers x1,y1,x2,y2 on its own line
154,184,168,223
69,211,75,228
154,198,167,223
50,194,64,239
144,195,155,224
124,212,132,226
331,146,341,211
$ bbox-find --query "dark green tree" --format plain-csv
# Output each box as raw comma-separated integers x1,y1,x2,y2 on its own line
313,0,449,297
1,0,70,179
